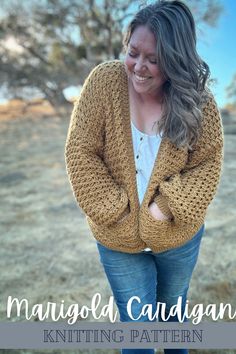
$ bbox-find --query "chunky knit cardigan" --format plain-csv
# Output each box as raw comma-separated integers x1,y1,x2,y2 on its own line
65,60,224,253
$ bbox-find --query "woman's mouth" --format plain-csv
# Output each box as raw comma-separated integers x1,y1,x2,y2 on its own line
134,73,151,82
134,73,151,84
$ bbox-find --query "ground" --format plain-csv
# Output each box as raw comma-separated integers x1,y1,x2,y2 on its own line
0,102,235,354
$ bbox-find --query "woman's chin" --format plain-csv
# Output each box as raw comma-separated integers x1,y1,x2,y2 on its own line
132,82,150,95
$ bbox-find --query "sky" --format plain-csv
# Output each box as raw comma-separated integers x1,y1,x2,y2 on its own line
196,0,236,107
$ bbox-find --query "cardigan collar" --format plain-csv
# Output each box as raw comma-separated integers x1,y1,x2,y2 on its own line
119,61,168,208
118,61,188,208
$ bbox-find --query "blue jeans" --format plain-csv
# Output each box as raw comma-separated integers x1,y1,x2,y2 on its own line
97,224,205,354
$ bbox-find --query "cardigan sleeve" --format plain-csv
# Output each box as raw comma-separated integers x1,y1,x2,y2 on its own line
65,65,129,226
154,95,224,223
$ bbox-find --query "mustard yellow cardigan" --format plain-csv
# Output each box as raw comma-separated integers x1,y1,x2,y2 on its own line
65,60,224,253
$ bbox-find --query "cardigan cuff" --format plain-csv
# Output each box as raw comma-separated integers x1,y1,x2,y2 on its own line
154,194,173,219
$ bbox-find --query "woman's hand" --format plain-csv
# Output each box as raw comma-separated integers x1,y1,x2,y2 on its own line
148,201,169,221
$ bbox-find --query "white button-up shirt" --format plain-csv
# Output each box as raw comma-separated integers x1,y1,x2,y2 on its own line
131,120,162,205
131,120,162,252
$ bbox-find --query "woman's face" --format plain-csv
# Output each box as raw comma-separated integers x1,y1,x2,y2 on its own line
124,25,166,99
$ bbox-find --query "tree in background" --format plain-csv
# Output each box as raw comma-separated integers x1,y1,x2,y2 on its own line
0,0,223,109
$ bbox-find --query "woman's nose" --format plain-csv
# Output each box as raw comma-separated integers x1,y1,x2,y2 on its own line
134,57,146,72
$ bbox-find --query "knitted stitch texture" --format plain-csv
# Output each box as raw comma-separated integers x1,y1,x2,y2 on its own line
65,60,224,253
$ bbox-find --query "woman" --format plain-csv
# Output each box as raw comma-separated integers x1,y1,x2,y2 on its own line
65,1,224,353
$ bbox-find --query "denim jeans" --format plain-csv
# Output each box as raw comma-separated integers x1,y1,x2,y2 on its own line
96,224,205,354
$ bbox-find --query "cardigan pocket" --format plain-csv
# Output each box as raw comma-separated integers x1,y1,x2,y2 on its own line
86,211,141,251
139,205,204,252
116,201,131,224
139,205,173,250
145,207,172,224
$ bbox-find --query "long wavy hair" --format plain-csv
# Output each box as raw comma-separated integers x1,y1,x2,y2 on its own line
123,0,211,150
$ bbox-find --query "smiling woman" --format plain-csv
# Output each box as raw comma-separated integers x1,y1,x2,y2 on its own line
65,1,224,354
124,26,166,101
124,25,167,137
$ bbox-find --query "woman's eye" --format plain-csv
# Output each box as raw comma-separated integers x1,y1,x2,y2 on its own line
128,52,157,64
128,52,137,57
149,59,157,64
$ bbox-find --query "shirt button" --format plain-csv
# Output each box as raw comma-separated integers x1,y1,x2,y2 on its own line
136,155,139,159
136,170,138,174
140,137,143,141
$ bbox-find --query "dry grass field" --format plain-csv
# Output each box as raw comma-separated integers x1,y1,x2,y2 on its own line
0,100,235,354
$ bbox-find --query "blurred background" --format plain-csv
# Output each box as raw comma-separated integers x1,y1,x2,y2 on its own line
0,0,235,353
